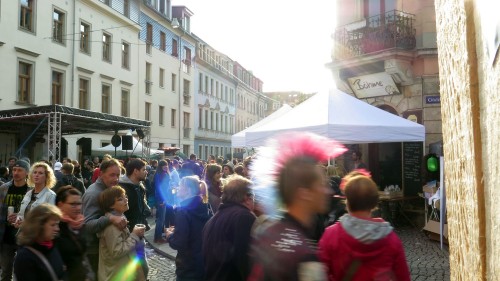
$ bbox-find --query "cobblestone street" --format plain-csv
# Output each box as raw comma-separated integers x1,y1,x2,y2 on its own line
146,225,450,281
146,244,177,281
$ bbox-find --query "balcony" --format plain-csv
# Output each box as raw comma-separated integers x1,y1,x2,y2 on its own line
333,10,416,60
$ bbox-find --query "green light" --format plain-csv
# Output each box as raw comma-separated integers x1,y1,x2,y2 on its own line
427,156,438,172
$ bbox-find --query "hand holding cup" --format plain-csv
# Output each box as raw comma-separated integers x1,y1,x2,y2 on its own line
133,224,146,238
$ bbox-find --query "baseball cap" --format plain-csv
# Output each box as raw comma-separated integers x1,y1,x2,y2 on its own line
54,162,63,171
13,160,30,172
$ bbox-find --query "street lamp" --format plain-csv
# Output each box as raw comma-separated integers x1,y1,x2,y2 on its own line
172,18,185,152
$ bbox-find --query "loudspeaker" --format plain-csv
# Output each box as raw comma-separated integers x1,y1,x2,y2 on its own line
111,134,121,147
136,129,145,139
60,138,68,159
122,135,133,150
77,138,92,157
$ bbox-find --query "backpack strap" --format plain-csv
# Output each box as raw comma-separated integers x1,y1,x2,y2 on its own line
25,246,60,281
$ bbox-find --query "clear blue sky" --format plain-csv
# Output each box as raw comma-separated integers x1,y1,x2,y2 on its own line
175,0,338,93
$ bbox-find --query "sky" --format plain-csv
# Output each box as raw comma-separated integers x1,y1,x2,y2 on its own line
174,0,338,93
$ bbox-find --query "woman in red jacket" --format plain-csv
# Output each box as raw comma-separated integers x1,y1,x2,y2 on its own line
318,174,410,281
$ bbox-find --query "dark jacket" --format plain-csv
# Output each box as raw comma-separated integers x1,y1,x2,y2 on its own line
202,202,256,281
14,243,66,281
153,171,173,206
119,176,150,232
179,160,203,178
248,213,325,281
55,222,90,281
168,196,212,279
53,174,86,195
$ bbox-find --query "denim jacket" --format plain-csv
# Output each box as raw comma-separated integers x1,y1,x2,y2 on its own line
18,187,56,219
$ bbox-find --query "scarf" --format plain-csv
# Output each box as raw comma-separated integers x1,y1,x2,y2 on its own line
61,213,85,230
39,240,54,249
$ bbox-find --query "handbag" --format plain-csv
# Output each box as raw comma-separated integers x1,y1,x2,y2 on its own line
25,246,62,281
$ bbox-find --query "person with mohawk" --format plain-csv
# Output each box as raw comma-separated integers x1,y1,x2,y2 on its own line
248,132,346,281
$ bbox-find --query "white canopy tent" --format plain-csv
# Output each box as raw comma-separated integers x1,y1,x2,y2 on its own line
93,136,163,156
231,104,292,148
245,89,425,146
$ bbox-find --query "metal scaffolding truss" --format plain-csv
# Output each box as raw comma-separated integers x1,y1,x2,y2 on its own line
47,112,62,161
0,105,151,160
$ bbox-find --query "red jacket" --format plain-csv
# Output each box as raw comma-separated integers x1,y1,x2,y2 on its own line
318,216,410,281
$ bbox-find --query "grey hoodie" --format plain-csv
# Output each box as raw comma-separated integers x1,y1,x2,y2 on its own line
339,214,393,244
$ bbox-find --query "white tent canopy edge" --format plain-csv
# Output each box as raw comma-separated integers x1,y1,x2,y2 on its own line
245,89,425,146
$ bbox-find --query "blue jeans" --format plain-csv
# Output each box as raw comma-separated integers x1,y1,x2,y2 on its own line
155,203,166,240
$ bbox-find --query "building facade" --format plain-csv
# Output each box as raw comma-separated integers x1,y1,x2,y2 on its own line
0,0,272,162
193,37,237,160
0,0,143,160
328,0,441,186
138,2,196,156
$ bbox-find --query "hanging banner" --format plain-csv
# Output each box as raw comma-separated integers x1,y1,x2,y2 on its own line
347,72,400,98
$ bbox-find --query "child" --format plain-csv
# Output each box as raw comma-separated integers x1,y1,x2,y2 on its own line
97,186,147,281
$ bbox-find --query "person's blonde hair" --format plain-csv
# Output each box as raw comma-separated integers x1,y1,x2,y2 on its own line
27,162,57,188
180,175,209,203
17,204,62,245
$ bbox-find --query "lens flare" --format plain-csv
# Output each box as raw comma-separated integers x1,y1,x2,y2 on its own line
111,255,143,281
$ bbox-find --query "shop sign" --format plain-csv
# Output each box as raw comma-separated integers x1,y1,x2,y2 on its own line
425,95,441,104
347,72,400,99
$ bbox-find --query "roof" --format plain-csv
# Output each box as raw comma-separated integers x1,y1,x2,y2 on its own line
0,105,150,137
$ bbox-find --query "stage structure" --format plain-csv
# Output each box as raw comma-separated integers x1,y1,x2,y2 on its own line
0,105,151,160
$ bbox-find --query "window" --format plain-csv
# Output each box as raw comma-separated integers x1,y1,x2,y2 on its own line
18,61,32,103
51,71,63,105
102,33,111,62
205,76,208,94
123,0,130,18
183,112,190,128
122,42,130,69
121,89,129,117
204,110,208,129
101,84,111,113
198,74,203,92
159,106,164,126
145,63,152,94
210,112,214,130
171,73,176,92
52,9,64,43
183,145,189,156
198,108,202,128
20,0,34,32
183,79,190,105
172,38,178,57
80,21,90,54
215,113,219,131
160,31,166,51
146,23,152,54
171,109,176,127
159,68,165,88
79,78,90,109
145,102,151,121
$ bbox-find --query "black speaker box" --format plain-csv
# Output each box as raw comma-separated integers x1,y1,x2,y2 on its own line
122,135,133,150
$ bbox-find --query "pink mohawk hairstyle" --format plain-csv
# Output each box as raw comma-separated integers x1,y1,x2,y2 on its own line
250,132,346,216
274,132,346,169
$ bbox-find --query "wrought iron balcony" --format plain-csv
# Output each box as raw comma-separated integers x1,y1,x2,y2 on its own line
333,10,416,60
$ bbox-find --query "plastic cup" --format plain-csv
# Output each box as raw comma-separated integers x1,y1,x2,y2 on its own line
135,224,146,231
7,206,14,216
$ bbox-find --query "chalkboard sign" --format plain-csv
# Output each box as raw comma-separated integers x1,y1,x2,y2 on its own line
403,142,423,196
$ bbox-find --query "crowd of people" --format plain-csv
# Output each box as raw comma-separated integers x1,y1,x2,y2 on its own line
0,133,411,281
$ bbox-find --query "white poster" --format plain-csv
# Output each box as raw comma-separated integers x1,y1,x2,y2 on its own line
347,72,400,99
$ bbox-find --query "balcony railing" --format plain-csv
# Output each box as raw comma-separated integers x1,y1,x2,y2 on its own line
333,10,416,60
